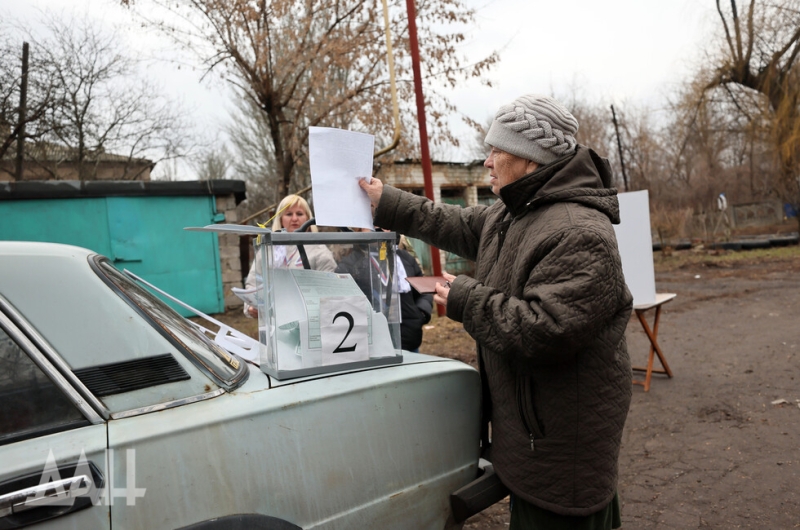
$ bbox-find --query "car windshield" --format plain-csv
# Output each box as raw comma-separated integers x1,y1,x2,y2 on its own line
92,257,246,389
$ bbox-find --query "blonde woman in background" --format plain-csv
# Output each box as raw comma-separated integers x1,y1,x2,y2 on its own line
243,194,337,317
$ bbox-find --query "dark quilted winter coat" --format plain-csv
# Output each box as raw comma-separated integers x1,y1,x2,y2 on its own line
374,146,633,516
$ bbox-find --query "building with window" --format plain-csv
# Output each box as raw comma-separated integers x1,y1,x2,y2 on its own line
378,159,494,275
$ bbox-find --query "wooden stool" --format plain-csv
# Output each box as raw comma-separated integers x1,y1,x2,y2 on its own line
631,293,676,392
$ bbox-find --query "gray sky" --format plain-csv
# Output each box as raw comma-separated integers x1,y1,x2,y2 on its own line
3,0,718,175
453,0,714,107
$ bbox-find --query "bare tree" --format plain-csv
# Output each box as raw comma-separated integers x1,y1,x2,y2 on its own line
38,14,191,180
703,0,800,224
192,145,232,180
606,103,707,210
464,114,492,162
3,13,192,181
122,0,498,197
555,82,616,162
0,35,55,174
615,107,660,193
225,94,281,214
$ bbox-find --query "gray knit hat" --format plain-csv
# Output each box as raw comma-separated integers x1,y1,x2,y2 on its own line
484,94,578,166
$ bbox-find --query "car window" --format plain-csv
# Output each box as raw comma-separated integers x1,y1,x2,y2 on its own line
91,257,246,389
0,324,88,446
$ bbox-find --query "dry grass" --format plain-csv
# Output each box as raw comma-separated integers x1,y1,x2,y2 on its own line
650,204,693,246
653,243,800,272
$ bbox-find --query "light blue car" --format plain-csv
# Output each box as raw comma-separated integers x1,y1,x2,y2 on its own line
0,242,487,529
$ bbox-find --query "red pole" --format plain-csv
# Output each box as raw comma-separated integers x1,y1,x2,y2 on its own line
405,0,445,315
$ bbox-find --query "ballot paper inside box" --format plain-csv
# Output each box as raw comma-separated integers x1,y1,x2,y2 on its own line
253,229,402,379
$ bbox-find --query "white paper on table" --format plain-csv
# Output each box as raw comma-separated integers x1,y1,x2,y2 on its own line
309,126,375,229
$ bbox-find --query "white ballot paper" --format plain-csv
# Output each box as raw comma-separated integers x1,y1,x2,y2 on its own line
309,126,375,229
231,286,259,307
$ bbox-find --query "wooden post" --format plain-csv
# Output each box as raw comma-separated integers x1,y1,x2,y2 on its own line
15,42,29,181
610,105,628,192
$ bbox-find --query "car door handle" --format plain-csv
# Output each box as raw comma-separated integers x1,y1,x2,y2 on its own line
0,475,92,517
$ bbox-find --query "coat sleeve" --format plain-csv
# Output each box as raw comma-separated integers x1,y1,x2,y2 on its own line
446,227,631,367
375,185,488,262
406,254,433,321
415,292,433,324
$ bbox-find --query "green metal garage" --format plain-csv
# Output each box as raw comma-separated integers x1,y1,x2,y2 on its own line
0,180,246,316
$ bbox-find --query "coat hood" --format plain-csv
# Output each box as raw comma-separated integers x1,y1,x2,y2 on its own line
499,145,621,224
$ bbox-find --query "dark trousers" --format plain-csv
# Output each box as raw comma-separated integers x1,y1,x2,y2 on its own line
509,491,621,530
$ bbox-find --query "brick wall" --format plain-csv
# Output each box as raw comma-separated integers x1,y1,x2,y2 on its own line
216,194,245,310
380,160,490,274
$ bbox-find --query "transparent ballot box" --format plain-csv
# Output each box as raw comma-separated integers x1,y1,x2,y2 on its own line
186,224,402,379
254,229,402,378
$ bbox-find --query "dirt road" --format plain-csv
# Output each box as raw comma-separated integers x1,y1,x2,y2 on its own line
425,249,800,529
618,254,800,529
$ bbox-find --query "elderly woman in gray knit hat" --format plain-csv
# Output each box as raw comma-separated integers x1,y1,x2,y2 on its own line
359,94,632,530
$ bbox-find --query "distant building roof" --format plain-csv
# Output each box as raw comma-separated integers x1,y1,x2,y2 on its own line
390,158,486,167
0,179,246,204
1,141,154,167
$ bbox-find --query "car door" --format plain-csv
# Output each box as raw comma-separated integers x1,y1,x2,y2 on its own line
0,311,110,529
103,359,480,530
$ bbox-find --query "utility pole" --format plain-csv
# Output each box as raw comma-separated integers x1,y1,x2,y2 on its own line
404,0,445,314
15,42,29,181
610,104,628,192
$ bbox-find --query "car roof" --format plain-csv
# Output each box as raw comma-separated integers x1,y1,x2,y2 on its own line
0,240,95,259
0,241,225,413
